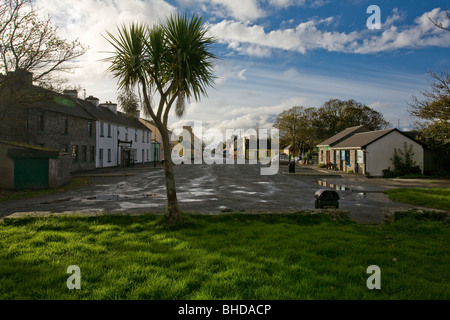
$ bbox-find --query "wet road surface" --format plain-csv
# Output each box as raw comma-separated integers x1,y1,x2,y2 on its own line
2,163,447,224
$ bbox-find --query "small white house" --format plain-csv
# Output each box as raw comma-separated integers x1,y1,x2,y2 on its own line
318,128,424,176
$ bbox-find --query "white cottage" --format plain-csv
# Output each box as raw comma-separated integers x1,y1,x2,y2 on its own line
318,128,424,176
80,96,152,168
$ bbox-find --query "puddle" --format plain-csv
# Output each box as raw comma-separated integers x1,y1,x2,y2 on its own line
232,190,258,195
317,180,367,196
87,195,120,201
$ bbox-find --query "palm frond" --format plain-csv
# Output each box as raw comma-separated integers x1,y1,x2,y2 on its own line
101,23,149,91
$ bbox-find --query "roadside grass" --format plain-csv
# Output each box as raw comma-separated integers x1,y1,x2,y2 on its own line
0,177,91,202
384,188,450,211
0,213,449,300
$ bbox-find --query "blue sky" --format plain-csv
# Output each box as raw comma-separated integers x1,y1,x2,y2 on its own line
35,0,450,132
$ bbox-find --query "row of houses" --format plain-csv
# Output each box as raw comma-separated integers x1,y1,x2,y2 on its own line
0,70,166,189
316,125,424,176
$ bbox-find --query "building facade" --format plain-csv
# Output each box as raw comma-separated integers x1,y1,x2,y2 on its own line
317,127,424,176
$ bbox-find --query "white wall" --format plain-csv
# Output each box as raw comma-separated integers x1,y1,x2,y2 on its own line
117,125,151,164
96,121,118,168
96,122,151,168
366,130,424,176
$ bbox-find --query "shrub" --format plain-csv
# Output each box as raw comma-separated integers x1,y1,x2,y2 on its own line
318,163,326,168
382,168,395,178
347,170,354,174
390,142,422,176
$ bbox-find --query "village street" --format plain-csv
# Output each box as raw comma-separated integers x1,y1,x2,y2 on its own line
1,163,449,224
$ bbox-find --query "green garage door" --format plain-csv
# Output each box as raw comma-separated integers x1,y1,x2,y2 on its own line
14,157,49,189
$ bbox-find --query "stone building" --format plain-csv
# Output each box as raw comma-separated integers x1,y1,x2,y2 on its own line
0,70,97,172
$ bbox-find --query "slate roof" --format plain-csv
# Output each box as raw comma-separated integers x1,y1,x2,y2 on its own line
332,128,397,149
30,89,95,120
317,125,370,147
59,93,150,131
76,100,121,124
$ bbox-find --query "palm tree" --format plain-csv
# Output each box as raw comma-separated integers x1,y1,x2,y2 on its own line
103,14,217,224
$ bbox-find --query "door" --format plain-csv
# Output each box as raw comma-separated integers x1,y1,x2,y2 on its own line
14,157,49,189
99,149,103,168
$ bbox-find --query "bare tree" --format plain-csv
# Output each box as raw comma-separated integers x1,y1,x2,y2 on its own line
428,9,450,32
0,0,87,86
408,70,450,153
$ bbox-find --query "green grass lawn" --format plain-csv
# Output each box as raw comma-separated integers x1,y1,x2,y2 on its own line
384,188,450,211
0,213,449,300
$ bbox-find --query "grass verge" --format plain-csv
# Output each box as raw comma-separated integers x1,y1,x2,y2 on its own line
0,213,449,300
0,177,91,202
384,188,450,211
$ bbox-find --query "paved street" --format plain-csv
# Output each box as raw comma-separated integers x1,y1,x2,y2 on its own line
1,163,449,224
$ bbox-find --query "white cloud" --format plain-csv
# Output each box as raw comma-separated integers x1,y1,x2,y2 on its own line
214,61,249,86
354,8,450,54
34,0,176,101
177,0,263,21
177,0,329,22
208,8,450,57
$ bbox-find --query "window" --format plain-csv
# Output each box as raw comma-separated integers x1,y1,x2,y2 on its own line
125,128,128,141
147,131,149,143
99,149,103,164
346,150,351,166
142,130,145,142
107,124,112,137
107,149,112,163
37,111,45,132
82,146,87,162
88,121,93,137
61,145,68,153
99,122,104,137
147,149,149,161
72,145,79,162
135,129,138,142
90,146,95,163
63,117,68,134
357,150,364,164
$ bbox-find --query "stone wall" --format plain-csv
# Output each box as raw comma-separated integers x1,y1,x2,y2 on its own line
49,153,71,188
0,144,15,188
27,109,96,172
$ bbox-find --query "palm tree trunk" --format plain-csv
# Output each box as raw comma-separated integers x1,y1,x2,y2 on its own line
160,126,182,224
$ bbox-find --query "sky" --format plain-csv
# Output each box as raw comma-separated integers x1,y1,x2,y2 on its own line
33,0,450,133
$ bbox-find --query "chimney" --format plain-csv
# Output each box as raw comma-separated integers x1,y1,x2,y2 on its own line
135,110,140,120
63,89,78,99
100,102,118,115
6,69,33,89
86,95,100,107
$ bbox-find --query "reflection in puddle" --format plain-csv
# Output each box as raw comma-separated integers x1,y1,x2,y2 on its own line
318,179,350,191
318,180,367,196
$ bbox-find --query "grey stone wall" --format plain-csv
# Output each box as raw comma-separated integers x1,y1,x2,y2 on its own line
0,144,14,188
49,153,71,188
27,109,96,172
